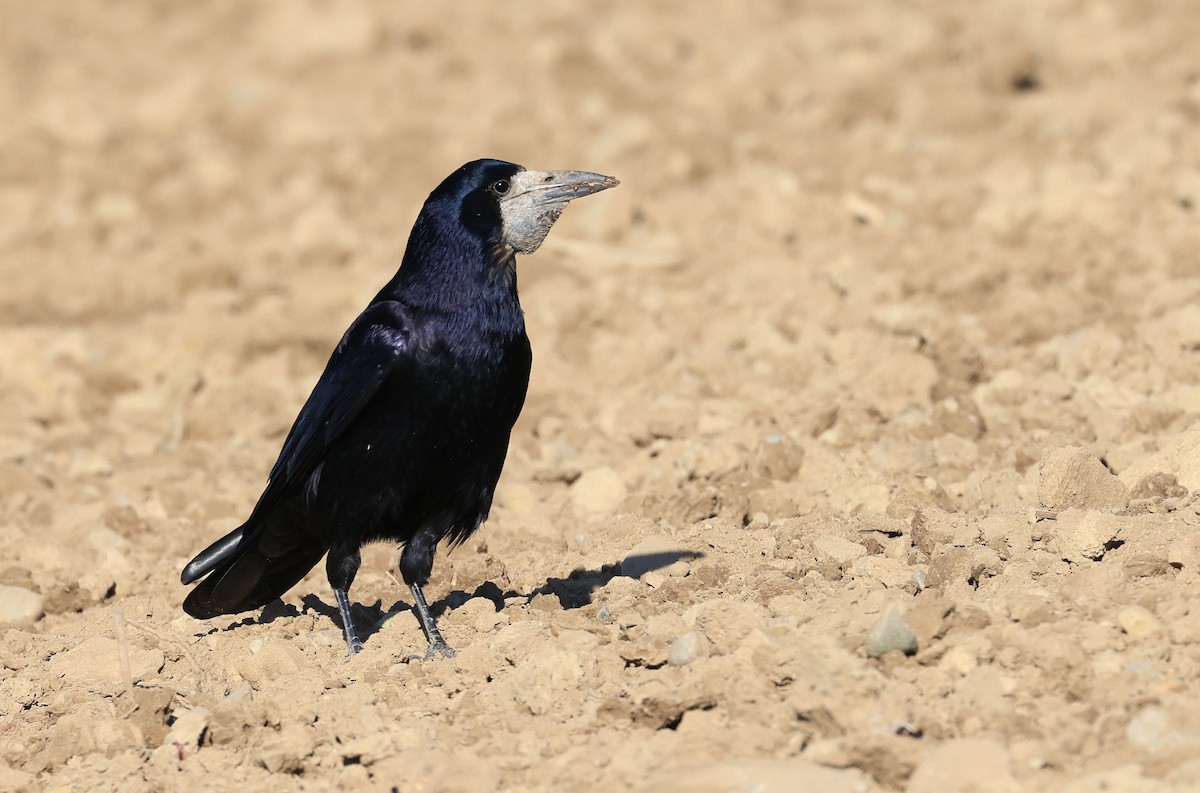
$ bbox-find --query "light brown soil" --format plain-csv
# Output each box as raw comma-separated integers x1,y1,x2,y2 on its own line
3,2,1200,791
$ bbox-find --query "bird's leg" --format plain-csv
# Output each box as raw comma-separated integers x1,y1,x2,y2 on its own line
399,527,456,660
326,545,364,656
409,582,456,660
333,587,364,655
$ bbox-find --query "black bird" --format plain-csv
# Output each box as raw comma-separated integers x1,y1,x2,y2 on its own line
181,159,618,657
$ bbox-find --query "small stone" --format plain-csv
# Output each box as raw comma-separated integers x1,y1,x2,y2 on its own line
0,586,44,624
813,536,868,566
163,706,209,757
667,631,709,666
570,467,627,515
940,645,979,676
1038,446,1129,511
849,556,914,589
1126,706,1173,751
1119,423,1200,493
1117,605,1163,638
864,604,918,658
1050,508,1123,563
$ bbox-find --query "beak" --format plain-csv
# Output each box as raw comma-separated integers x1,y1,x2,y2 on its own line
496,167,619,255
508,170,620,205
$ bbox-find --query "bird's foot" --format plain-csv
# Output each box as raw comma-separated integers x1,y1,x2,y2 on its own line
402,640,457,663
424,639,457,661
346,636,365,656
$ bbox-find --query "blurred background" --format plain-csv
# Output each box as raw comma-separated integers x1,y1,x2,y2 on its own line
3,1,1200,791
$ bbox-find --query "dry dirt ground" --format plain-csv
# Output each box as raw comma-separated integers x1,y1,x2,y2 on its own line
3,2,1200,791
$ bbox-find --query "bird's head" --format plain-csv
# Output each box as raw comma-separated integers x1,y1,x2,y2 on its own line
430,159,619,256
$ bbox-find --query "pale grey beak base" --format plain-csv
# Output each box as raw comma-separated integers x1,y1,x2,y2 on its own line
498,169,619,255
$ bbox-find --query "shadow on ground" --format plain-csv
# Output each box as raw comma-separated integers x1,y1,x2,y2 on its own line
280,549,704,649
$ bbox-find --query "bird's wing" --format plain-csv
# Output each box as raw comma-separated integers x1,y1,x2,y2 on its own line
181,301,415,587
252,300,414,523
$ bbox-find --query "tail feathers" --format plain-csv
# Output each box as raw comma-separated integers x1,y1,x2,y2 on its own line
182,523,328,619
181,525,247,585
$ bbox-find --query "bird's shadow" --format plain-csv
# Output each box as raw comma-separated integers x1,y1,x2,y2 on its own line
288,549,704,647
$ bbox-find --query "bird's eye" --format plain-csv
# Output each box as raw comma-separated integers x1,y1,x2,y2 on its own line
490,179,511,197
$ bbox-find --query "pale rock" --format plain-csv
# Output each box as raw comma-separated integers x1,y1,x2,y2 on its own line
456,597,505,633
1117,605,1163,638
570,467,627,515
1127,707,1169,750
687,598,770,655
925,546,1002,590
667,631,710,666
974,368,1028,409
849,556,914,589
864,604,917,658
1050,509,1123,563
939,637,993,677
813,536,868,566
1119,423,1200,493
1038,447,1129,511
1124,706,1200,754
0,586,44,624
163,706,209,756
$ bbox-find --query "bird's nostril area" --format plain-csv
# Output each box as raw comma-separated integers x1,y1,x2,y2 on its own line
543,175,554,182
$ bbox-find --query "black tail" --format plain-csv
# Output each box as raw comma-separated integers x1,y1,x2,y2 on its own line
181,521,328,619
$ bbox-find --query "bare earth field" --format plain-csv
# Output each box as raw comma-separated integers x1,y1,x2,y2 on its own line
3,2,1200,791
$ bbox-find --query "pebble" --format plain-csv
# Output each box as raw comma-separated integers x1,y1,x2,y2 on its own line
1038,446,1129,511
813,536,868,565
0,586,45,624
163,706,209,757
1126,707,1166,748
667,631,709,666
864,604,918,658
1117,605,1163,638
1051,509,1123,563
569,467,627,515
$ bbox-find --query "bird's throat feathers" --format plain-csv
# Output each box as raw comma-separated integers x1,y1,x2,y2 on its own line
385,208,520,312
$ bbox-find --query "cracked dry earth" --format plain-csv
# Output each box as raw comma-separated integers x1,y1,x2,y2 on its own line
3,1,1200,792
